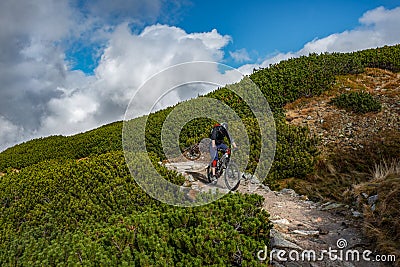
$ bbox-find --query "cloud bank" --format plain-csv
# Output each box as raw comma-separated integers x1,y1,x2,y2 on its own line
239,6,400,74
0,0,233,150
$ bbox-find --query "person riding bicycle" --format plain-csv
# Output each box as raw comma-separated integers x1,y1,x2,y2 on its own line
209,122,237,184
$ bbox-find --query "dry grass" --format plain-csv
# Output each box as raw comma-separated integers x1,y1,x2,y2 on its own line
353,160,400,265
331,68,400,95
371,159,400,181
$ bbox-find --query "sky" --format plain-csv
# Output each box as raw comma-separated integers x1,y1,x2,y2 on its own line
1,0,400,151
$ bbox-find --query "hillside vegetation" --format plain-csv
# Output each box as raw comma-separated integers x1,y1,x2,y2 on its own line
283,66,400,260
0,44,399,265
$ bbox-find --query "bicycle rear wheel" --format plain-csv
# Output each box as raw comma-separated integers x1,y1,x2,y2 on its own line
206,165,211,183
224,162,240,190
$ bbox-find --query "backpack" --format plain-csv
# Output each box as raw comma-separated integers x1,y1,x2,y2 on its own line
210,124,227,140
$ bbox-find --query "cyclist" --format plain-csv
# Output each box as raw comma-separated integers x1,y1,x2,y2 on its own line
209,122,237,184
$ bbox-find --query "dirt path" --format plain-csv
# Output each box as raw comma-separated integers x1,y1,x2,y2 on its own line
246,183,384,267
163,159,386,267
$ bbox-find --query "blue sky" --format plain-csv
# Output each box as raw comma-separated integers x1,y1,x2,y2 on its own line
1,0,400,150
68,0,400,73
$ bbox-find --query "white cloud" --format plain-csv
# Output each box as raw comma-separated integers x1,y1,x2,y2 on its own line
240,6,400,75
299,6,400,54
36,24,235,140
0,0,76,133
0,0,74,42
229,48,251,63
0,0,234,151
0,116,25,151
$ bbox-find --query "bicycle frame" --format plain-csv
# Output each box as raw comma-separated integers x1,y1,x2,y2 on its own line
209,149,230,178
206,148,240,190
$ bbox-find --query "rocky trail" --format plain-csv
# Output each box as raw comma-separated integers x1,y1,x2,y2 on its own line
163,157,386,267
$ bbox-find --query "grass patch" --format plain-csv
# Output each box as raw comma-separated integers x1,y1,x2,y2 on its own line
352,159,400,263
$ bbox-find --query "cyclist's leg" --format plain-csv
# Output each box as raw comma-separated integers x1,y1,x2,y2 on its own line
218,143,228,154
209,143,218,176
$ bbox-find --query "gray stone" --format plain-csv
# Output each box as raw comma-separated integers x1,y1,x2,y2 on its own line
270,230,303,250
270,260,286,267
352,211,363,218
286,263,304,267
371,204,376,212
280,188,297,197
262,184,271,191
186,174,195,182
368,194,378,206
271,218,291,225
291,230,319,236
321,201,332,207
321,203,344,211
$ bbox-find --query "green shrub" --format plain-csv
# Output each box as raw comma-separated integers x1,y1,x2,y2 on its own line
0,153,272,265
330,91,382,113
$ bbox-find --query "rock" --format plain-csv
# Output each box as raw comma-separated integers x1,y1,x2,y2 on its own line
242,173,264,185
352,211,363,218
273,202,284,208
371,204,376,212
271,218,291,225
321,201,332,207
242,172,253,180
280,188,297,197
311,238,326,245
259,184,271,192
270,230,303,250
250,177,261,184
317,227,329,235
321,203,344,211
270,260,286,267
361,192,369,198
300,195,309,201
368,194,378,206
307,115,312,120
191,183,201,191
286,263,304,267
187,189,197,201
291,230,319,236
186,174,195,182
208,187,217,195
182,180,192,187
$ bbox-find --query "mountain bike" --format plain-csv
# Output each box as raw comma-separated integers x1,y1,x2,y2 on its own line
206,148,241,190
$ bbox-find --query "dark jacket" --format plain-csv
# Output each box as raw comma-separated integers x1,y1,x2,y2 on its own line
210,125,233,145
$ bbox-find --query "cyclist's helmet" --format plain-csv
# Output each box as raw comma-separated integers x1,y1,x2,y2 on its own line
221,122,228,130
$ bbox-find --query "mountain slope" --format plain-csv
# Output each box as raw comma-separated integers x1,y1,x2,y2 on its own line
0,44,399,265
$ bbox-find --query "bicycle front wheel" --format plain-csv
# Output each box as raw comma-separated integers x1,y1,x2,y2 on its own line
224,162,240,191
